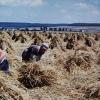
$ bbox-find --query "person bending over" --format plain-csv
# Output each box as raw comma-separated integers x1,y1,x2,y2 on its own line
22,43,49,62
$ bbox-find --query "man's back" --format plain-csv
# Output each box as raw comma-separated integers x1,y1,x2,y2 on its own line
28,45,41,56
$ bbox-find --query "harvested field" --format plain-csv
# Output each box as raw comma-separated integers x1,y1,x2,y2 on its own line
0,31,100,100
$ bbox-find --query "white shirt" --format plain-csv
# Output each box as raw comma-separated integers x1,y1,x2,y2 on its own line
0,49,6,64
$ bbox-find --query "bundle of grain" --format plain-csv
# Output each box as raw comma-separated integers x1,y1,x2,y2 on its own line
12,33,27,43
47,33,53,39
83,82,100,99
85,37,95,47
18,64,55,89
65,51,97,72
66,38,75,49
49,36,58,49
33,36,43,45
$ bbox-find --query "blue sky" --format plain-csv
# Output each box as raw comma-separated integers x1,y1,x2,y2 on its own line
0,0,100,23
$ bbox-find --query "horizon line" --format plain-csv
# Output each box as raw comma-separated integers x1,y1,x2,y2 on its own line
0,22,100,24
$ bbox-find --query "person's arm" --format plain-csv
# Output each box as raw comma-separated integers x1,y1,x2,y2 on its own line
0,50,5,61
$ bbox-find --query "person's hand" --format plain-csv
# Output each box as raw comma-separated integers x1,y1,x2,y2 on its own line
32,55,36,59
29,55,37,62
36,56,41,61
4,70,12,76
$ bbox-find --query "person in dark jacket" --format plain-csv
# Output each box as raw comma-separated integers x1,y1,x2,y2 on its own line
22,43,49,61
0,49,9,73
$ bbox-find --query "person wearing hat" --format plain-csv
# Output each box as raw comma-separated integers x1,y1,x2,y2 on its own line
22,43,49,61
0,49,9,73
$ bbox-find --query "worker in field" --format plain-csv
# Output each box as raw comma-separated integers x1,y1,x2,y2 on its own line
0,49,9,73
22,43,49,62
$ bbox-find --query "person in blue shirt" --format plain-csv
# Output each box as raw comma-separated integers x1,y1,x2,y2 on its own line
22,43,49,61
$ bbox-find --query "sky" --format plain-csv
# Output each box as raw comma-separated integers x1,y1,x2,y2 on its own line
0,0,100,23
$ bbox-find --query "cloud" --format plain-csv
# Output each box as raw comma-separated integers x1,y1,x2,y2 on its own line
0,9,12,17
75,2,88,9
59,9,72,20
74,2,100,16
0,0,44,6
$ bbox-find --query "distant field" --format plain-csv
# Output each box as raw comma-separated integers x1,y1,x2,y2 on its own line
0,22,100,32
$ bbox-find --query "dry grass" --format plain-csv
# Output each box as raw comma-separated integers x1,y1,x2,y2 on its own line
83,82,100,99
0,80,23,100
49,36,59,49
12,33,27,43
0,31,100,100
18,64,55,89
64,51,97,72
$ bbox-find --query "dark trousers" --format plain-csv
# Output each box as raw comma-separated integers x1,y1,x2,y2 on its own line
22,50,34,61
0,59,9,71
